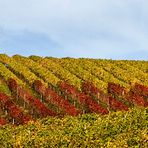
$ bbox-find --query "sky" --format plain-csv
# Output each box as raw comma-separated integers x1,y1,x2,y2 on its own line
0,0,148,60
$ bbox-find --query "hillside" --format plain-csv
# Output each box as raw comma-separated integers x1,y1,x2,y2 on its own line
0,54,147,125
0,54,148,147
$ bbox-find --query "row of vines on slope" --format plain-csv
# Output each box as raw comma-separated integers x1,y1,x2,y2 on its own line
110,60,148,86
0,79,148,125
0,92,31,125
0,54,147,126
29,56,82,90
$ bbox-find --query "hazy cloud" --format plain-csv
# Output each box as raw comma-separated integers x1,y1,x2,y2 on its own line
0,0,148,59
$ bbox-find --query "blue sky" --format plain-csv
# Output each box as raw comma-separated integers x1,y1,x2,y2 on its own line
0,0,148,60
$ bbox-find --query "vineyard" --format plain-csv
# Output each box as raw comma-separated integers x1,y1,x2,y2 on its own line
0,54,148,147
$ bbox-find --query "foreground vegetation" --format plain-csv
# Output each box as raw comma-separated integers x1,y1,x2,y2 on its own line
0,107,148,147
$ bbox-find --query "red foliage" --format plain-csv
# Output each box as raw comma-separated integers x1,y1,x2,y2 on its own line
59,81,109,114
82,81,109,104
34,80,81,116
0,118,7,126
34,80,46,96
8,79,56,117
130,83,148,106
0,92,9,104
108,96,128,111
107,82,147,107
108,82,126,96
82,81,129,111
133,83,148,97
21,115,31,124
126,83,148,107
0,92,31,124
82,81,102,95
8,78,18,91
125,93,146,107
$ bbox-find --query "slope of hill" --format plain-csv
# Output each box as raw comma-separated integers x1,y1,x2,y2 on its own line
0,54,147,125
0,54,147,147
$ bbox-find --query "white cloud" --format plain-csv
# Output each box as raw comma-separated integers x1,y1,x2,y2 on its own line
0,0,148,59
